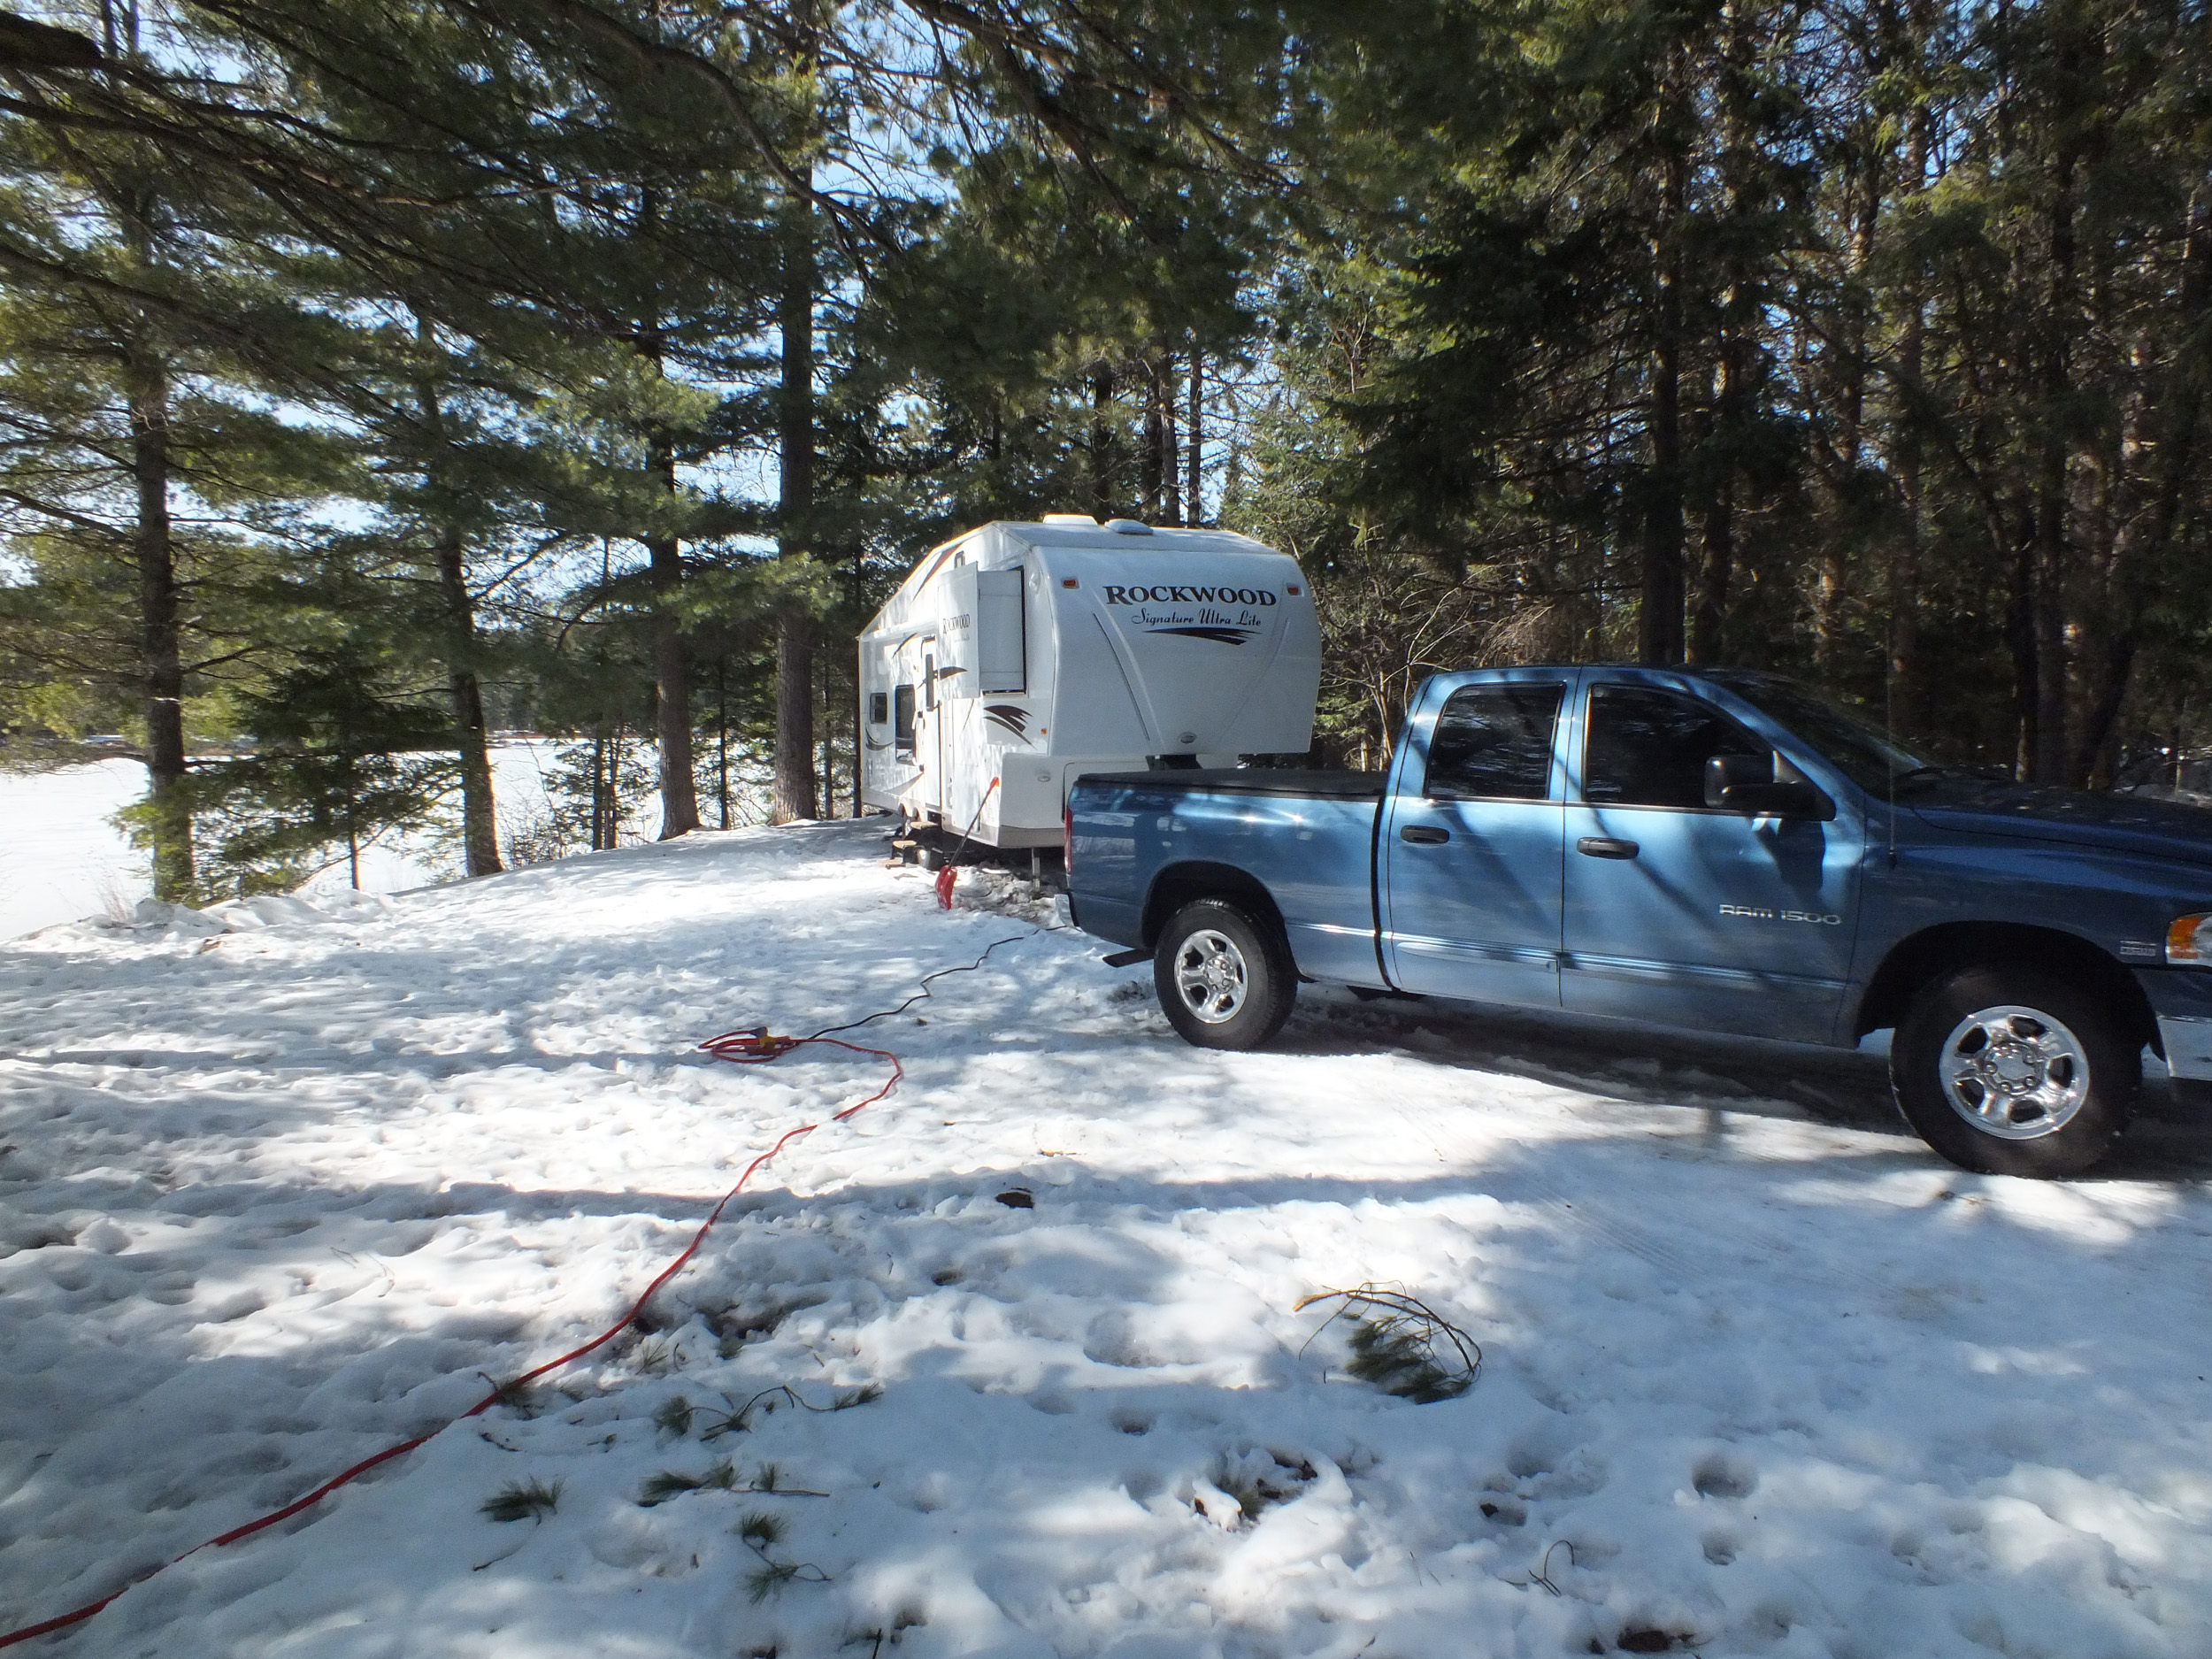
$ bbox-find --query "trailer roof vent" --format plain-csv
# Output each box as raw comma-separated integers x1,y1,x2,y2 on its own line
1041,512,1097,525
1104,518,1154,535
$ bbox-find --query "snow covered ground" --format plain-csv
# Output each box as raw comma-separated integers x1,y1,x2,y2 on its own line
0,743,574,941
4,822,2212,1657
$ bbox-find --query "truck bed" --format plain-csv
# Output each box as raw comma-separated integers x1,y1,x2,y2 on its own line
1066,769,1387,987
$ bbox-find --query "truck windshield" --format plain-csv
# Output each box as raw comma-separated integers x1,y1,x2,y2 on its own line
1701,671,1936,795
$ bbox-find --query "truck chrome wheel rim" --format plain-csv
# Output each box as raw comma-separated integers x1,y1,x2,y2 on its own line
1937,1004,2091,1140
1173,930,1249,1024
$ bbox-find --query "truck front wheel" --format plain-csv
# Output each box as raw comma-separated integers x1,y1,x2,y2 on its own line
1154,900,1296,1051
1892,967,2136,1177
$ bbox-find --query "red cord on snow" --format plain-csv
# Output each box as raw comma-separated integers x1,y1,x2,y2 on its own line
0,1030,902,1650
932,776,1000,910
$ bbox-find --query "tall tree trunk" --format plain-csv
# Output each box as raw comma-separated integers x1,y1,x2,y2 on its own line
1141,349,1166,523
128,340,191,901
2028,150,2079,784
113,91,190,902
592,732,611,850
2072,184,2212,782
1691,472,1733,665
435,525,503,874
636,191,700,841
1089,364,1116,518
716,658,731,829
1888,104,1930,741
850,541,864,820
1162,355,1181,526
1817,157,1884,680
647,418,700,836
1186,349,1204,526
1640,137,1689,666
414,317,502,876
772,183,818,826
2008,487,2040,780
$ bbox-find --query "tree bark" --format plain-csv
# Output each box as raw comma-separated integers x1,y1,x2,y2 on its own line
1816,157,1884,680
1887,104,1930,741
1691,473,1733,665
128,339,192,901
1088,364,1116,518
2028,150,2078,784
113,84,191,902
1186,348,1203,526
1141,349,1166,523
635,187,700,840
772,183,817,826
648,422,701,836
414,317,503,876
2007,486,2039,780
436,524,503,874
2071,184,2212,782
1640,136,1689,666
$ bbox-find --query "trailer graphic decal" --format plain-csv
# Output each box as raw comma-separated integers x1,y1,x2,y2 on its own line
1100,586,1277,647
984,703,1033,741
1148,625,1260,645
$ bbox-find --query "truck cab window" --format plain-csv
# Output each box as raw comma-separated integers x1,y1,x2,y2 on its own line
1424,684,1565,801
1583,685,1763,809
894,685,915,754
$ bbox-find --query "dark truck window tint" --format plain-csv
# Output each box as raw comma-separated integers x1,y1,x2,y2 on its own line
1424,684,1565,800
1584,685,1764,809
1701,669,1934,794
894,685,916,753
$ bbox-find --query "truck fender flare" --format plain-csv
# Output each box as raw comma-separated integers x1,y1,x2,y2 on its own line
1852,920,2158,1055
1141,861,1291,959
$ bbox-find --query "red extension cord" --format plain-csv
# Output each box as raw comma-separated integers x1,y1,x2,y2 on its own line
0,1028,902,1649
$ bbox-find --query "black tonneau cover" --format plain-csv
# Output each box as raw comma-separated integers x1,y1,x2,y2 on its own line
1075,769,1383,801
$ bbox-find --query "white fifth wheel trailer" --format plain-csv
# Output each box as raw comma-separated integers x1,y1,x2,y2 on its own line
857,517,1322,849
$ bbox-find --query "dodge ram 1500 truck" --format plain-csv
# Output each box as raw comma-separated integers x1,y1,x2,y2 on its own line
1065,664,2212,1177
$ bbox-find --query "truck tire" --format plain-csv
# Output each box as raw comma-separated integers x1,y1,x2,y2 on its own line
1892,966,2135,1178
1154,899,1296,1051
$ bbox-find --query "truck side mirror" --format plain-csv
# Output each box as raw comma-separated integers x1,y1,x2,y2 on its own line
1703,754,1835,820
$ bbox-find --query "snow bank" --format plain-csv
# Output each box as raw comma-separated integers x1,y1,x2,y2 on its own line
2,822,2209,1656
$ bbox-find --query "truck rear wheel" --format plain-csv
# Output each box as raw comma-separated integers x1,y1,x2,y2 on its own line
1154,900,1296,1051
1892,967,2135,1178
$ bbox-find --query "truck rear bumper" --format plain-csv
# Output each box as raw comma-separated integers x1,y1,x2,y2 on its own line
2137,968,2212,1081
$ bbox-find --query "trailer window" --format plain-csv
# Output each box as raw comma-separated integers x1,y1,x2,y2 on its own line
1424,684,1565,801
924,654,936,710
868,692,889,726
894,686,915,753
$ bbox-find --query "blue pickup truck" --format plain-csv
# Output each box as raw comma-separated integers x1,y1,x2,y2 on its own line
1065,664,2212,1177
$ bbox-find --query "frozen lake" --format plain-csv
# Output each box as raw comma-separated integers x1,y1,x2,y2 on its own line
0,743,573,940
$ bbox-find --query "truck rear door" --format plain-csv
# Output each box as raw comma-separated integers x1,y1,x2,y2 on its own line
1559,675,1863,1043
1380,670,1576,1007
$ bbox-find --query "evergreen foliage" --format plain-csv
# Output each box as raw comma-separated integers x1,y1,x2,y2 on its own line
4,0,2208,904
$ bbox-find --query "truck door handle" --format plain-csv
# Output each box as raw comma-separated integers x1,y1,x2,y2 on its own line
1400,825,1450,844
1577,836,1640,859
